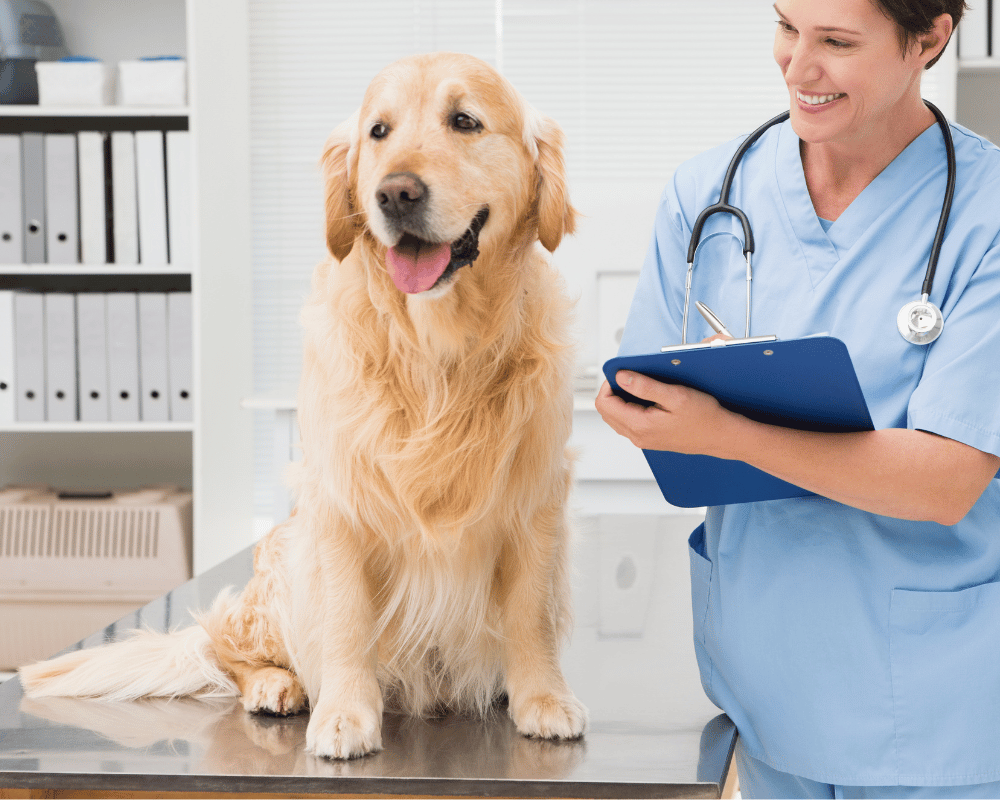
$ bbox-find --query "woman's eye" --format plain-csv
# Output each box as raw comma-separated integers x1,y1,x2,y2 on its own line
826,38,853,48
777,20,796,34
370,122,389,140
452,113,482,132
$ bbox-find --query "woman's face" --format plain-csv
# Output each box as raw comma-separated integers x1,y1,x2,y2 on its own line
772,0,934,147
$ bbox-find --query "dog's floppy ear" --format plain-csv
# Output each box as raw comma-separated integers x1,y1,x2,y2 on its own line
526,109,577,252
320,111,360,261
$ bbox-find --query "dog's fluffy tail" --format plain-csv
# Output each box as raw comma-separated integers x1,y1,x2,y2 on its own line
18,623,238,702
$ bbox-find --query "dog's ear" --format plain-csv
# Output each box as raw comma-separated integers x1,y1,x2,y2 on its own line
320,111,360,261
526,110,578,252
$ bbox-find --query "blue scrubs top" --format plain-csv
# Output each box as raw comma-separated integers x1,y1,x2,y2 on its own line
618,118,1000,787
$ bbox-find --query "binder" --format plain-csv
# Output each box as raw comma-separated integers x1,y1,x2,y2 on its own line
77,131,108,265
44,134,80,265
166,292,192,422
0,290,15,423
44,293,77,422
111,132,138,266
76,293,110,422
138,292,169,422
603,336,875,507
0,135,23,263
165,131,192,266
135,131,168,266
21,133,46,265
13,292,45,422
106,292,140,422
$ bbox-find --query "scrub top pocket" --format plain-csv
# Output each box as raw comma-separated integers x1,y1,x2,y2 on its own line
889,580,1000,784
689,523,719,709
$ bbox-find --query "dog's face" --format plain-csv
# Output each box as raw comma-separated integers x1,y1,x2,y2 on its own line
322,52,575,297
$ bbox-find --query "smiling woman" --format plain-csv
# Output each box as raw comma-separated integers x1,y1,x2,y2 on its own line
595,0,1000,797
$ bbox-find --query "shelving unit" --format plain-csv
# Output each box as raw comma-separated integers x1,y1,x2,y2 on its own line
1,0,254,574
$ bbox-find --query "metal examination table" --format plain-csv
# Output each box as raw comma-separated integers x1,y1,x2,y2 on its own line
0,513,736,798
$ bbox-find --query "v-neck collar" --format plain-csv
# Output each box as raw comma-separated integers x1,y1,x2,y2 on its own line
774,119,945,287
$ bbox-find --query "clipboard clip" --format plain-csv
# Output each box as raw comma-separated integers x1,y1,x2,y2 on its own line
660,334,778,353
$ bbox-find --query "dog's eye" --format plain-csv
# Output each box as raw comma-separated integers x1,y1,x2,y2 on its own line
370,122,390,140
451,113,482,132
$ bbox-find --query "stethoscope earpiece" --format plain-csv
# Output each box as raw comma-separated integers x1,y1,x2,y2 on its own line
897,298,944,345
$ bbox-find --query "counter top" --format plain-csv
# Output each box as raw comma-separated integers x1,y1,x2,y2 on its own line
0,513,735,798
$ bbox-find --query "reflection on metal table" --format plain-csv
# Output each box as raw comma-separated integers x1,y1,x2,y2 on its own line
0,513,736,798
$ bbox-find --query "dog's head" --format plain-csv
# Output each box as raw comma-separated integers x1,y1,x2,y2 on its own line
320,52,576,297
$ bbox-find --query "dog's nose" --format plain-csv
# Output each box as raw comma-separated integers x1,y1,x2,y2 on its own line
376,172,428,221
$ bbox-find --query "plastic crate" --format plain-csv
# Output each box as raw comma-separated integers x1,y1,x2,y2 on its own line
0,485,192,669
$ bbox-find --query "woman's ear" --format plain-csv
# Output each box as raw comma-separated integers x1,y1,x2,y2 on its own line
320,110,360,261
526,109,578,252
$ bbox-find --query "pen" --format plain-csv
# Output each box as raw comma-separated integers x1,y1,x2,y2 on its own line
695,301,733,338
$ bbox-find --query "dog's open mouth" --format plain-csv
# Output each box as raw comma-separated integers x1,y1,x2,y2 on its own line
386,207,489,294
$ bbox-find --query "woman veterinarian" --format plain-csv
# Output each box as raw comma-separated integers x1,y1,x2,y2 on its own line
596,0,1000,797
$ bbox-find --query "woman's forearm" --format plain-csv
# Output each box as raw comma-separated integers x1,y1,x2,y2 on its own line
721,417,998,525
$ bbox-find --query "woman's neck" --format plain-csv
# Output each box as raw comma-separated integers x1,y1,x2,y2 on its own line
800,97,936,221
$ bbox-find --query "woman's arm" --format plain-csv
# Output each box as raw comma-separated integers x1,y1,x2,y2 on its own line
596,370,1000,525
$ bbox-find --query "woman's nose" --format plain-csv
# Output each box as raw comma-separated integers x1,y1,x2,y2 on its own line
778,39,821,85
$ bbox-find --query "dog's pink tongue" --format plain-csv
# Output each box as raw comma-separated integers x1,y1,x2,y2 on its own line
386,241,452,294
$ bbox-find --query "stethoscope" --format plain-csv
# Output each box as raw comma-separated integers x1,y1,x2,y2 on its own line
681,99,956,346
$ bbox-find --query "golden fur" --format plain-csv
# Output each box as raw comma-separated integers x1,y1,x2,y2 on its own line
20,51,587,760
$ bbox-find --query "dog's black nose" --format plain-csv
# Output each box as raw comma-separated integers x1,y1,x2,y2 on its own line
376,172,428,221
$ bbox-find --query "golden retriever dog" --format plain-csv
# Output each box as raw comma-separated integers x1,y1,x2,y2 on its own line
19,51,587,760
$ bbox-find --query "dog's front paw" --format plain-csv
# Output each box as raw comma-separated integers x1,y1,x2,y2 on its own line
306,703,383,760
510,692,588,740
242,666,308,717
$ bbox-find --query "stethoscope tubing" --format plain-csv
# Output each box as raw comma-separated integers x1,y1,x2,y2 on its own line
681,100,955,346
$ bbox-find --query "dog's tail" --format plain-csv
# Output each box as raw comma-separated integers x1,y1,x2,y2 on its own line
18,600,239,702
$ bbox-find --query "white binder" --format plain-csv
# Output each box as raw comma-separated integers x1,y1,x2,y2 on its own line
44,134,79,264
138,292,169,422
135,131,168,267
44,293,77,421
165,131,192,266
0,136,23,264
13,292,45,422
21,133,46,265
76,293,110,422
0,290,15,423
111,132,138,266
77,131,108,265
106,292,140,422
166,292,192,422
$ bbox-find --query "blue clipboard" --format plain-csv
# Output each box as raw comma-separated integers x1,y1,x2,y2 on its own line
603,336,874,507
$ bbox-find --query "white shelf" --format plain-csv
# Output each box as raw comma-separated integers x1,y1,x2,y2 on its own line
0,105,189,117
1,422,194,433
958,59,1000,73
0,264,191,275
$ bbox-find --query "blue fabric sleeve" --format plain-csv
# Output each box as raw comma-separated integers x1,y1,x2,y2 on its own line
908,236,1000,457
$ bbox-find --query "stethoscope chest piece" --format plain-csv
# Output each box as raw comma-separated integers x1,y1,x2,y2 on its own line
897,297,944,344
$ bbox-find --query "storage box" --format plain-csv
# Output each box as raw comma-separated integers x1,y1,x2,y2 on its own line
0,484,193,669
34,58,114,106
117,57,186,106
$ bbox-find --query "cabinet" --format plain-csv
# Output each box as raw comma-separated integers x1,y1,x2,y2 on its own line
1,0,254,574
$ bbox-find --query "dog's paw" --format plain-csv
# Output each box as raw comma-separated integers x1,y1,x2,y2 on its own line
510,692,588,740
305,703,383,760
241,666,308,717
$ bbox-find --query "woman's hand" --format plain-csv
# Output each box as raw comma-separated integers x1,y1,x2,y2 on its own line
595,371,739,458
595,366,1000,524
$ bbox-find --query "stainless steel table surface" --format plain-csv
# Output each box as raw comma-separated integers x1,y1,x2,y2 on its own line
0,513,735,798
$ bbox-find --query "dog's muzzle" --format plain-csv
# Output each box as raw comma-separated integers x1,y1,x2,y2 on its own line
378,172,490,294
